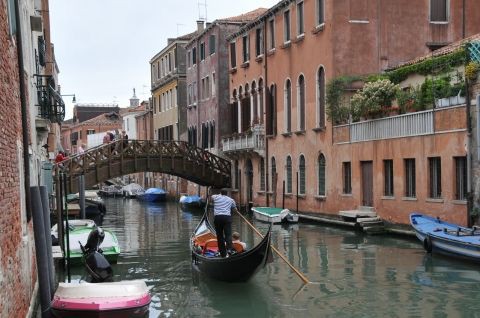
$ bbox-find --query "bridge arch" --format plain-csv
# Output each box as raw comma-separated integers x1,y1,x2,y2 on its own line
56,140,231,194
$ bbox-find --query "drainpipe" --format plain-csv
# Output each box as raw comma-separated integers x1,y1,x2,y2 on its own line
263,17,269,207
14,0,32,221
462,0,466,38
466,76,473,226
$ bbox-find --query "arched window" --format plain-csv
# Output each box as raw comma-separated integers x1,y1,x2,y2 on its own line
251,81,257,124
318,153,326,196
271,157,276,191
286,156,292,193
299,155,306,195
297,74,305,131
284,79,292,133
267,84,276,135
260,158,265,191
258,78,264,124
317,67,326,128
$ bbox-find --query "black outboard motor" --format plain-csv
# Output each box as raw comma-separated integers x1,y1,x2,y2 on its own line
79,227,113,283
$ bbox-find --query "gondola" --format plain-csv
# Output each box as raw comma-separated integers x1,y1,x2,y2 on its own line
191,213,272,282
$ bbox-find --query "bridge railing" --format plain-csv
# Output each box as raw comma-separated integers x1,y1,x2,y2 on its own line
56,140,231,184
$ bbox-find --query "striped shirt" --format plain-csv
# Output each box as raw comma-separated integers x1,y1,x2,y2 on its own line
212,194,236,216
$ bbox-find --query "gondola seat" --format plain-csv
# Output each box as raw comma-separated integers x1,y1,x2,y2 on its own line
203,239,219,253
232,242,244,253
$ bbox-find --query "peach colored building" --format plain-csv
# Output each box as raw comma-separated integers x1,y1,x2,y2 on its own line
225,0,480,225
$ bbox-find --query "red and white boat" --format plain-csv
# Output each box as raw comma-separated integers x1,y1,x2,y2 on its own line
51,280,151,318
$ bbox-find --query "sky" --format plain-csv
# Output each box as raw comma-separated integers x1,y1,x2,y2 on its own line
49,0,279,120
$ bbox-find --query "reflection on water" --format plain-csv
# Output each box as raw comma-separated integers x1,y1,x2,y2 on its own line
64,198,480,317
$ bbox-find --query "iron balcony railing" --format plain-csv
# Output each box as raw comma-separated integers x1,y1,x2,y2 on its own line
222,124,265,156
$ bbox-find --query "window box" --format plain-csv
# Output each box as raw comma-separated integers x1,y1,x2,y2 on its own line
314,195,326,201
312,127,325,132
294,130,306,135
281,132,292,137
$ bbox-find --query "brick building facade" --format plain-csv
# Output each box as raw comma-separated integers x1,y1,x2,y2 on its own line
225,0,480,225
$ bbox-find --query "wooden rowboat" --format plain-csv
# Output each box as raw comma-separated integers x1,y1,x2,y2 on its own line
191,213,272,282
410,213,480,261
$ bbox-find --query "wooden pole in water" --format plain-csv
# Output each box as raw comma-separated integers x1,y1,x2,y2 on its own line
235,210,310,284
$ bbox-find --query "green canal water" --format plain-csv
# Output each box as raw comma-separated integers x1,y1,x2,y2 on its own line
65,198,480,317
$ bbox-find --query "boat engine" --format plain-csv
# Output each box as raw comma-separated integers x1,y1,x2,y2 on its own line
79,227,113,283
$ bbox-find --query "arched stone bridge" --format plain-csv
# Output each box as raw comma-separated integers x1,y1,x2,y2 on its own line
56,140,231,193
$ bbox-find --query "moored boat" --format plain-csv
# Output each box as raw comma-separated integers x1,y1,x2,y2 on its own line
122,183,144,198
410,213,480,261
191,213,272,282
51,280,150,318
137,188,166,202
252,207,299,224
179,195,205,209
66,227,120,264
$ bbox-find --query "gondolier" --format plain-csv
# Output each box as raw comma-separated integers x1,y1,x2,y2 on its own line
210,188,238,258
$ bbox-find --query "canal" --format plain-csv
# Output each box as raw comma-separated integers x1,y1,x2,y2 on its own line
65,198,480,317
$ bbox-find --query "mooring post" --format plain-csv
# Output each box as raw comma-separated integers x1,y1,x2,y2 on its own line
61,173,71,283
282,180,285,209
30,186,52,318
39,186,55,299
78,174,86,219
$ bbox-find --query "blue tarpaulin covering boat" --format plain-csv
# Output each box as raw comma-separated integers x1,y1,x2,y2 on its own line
137,188,166,202
410,213,480,261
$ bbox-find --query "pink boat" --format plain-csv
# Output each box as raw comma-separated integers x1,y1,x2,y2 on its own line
51,280,151,318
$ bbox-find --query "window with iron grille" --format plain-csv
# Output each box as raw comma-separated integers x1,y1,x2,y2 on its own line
316,0,325,25
230,42,237,68
209,35,216,55
430,0,448,22
286,156,292,193
318,154,326,196
383,159,394,196
404,158,416,198
299,155,306,195
297,1,304,35
271,157,277,191
284,10,291,42
343,162,352,194
455,156,467,200
242,35,249,62
428,157,442,198
260,158,265,191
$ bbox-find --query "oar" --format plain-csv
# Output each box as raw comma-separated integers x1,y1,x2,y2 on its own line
235,209,310,284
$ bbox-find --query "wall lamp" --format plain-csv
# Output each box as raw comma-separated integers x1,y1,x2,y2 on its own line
61,94,76,103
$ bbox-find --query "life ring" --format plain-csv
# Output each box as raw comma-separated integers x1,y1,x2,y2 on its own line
423,235,433,253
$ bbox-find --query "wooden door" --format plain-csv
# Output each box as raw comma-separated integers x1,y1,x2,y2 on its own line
361,161,373,207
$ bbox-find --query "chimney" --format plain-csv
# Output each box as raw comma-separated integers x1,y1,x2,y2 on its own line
167,38,175,45
206,22,212,28
196,20,204,33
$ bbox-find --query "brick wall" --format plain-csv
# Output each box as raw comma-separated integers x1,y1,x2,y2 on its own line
0,1,36,316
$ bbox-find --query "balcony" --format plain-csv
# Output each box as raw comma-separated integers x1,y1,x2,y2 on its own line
36,76,65,124
222,124,265,157
333,105,466,144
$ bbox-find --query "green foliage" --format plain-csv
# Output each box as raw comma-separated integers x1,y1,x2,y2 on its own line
326,76,361,124
350,79,399,119
386,49,467,84
465,61,479,80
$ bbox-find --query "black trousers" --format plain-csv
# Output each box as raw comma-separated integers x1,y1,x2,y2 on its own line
214,215,232,257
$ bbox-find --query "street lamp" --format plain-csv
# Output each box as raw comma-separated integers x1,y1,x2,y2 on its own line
61,94,76,103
